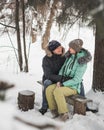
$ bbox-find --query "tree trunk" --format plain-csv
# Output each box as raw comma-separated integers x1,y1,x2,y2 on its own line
21,0,28,72
15,0,23,71
41,0,59,50
92,13,104,91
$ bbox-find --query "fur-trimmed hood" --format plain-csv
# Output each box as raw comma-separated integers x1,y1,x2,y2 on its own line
78,48,92,64
44,46,65,57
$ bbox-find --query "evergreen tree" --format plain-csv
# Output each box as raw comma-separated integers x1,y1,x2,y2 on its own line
57,0,104,91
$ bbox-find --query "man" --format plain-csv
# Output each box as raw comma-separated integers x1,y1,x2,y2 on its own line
39,40,65,115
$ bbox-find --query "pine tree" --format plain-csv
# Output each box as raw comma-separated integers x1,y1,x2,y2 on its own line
57,0,104,91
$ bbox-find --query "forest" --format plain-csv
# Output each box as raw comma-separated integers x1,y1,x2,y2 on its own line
0,1,104,129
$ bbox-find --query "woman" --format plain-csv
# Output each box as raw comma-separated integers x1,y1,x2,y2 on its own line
39,40,65,115
46,39,92,121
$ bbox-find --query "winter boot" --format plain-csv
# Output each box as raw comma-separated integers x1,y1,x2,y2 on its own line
51,109,59,118
60,112,69,121
39,108,47,115
86,107,98,113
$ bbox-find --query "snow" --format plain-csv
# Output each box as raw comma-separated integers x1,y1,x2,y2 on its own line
19,90,35,96
0,25,104,130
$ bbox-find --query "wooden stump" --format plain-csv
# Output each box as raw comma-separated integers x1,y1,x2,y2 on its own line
73,96,92,115
74,100,86,115
18,90,35,111
66,95,93,115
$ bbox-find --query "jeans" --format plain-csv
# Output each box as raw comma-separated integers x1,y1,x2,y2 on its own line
79,82,85,97
41,79,53,109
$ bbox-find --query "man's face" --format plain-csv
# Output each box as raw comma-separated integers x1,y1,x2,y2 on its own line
53,46,63,55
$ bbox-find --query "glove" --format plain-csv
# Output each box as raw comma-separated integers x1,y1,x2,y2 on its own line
61,76,72,82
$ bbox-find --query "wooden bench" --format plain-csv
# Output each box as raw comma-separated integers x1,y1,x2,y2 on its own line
37,80,93,115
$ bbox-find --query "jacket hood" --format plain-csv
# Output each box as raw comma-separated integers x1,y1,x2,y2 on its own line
44,46,65,57
65,48,92,65
77,48,92,64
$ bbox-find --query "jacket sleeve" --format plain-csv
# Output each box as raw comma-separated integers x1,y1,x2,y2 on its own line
42,57,62,82
48,74,62,82
63,63,87,86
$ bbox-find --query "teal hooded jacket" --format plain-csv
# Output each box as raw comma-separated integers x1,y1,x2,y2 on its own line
59,49,91,93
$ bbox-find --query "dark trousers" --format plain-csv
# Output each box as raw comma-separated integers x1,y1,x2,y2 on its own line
41,79,53,109
79,82,85,97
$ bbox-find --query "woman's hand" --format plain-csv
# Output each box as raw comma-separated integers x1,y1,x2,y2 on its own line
56,82,61,87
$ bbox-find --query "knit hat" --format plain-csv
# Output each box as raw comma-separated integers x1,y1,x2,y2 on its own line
69,39,83,52
48,40,61,51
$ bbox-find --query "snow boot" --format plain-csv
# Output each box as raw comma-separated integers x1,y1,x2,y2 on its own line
39,108,47,115
59,112,69,121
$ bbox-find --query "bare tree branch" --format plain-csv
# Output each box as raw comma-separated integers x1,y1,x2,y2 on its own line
0,22,16,29
90,0,104,15
14,116,61,130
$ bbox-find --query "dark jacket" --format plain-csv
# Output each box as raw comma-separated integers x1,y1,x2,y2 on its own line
42,47,65,83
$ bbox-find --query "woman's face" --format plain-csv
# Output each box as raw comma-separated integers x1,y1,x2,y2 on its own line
69,47,76,54
53,46,63,55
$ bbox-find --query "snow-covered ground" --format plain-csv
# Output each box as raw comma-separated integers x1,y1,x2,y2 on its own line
0,25,104,130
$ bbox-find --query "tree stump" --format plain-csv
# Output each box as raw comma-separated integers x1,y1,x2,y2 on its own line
66,95,93,115
74,100,86,115
18,90,35,111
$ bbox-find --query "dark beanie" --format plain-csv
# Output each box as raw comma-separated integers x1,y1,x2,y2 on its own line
69,39,83,52
48,40,61,51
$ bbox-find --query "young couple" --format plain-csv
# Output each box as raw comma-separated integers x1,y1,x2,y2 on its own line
39,39,92,121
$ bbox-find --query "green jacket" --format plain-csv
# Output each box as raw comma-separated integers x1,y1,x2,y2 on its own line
59,49,88,93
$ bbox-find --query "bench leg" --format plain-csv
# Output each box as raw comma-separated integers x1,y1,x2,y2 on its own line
74,100,86,115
